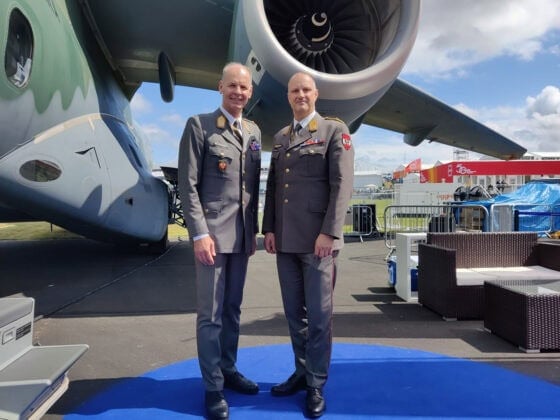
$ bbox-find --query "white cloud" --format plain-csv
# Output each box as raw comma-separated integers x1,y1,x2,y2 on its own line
130,93,153,114
526,85,560,116
460,86,560,154
136,123,180,167
160,113,185,126
404,0,560,77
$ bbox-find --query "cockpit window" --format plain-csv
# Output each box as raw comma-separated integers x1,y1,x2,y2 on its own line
20,160,61,182
4,8,34,88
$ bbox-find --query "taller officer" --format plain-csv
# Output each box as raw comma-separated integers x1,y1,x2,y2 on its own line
262,72,354,418
178,62,261,420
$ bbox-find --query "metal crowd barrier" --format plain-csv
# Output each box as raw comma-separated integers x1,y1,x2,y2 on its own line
489,203,560,236
382,204,489,254
343,204,378,242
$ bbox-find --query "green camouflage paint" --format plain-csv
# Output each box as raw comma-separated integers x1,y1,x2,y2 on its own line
0,0,91,113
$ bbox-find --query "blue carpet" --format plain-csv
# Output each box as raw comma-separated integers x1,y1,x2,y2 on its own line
65,343,560,419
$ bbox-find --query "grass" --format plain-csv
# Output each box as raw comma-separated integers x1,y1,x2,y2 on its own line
0,222,189,242
0,199,391,242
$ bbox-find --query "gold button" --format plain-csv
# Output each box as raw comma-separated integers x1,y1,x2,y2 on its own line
287,153,291,158
310,150,314,154
284,184,289,188
284,199,288,203
285,168,290,173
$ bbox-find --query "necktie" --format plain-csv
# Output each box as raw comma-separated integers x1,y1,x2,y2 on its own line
291,123,302,143
232,120,243,142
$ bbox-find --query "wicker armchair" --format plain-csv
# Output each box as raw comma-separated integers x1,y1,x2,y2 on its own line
417,232,553,320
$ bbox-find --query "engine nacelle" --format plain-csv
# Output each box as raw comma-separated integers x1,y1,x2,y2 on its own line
230,0,420,144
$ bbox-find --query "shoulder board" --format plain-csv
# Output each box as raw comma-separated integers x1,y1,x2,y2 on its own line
324,116,344,124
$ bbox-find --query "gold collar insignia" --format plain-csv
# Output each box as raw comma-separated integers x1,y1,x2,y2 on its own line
308,118,318,132
216,115,226,129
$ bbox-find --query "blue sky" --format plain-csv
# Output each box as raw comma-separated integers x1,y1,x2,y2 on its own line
131,0,560,174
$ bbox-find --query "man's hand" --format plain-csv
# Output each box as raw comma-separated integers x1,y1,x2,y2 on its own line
264,232,276,254
314,233,334,258
194,235,216,265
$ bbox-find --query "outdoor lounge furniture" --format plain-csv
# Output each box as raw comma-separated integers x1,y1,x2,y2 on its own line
484,279,560,352
417,232,560,320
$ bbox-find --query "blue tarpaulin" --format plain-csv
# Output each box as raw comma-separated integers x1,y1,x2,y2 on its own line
463,180,560,234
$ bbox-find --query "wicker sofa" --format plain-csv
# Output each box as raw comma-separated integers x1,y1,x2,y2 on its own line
417,232,560,320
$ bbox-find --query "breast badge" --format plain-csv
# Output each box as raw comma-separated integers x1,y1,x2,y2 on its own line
249,137,261,151
218,159,228,172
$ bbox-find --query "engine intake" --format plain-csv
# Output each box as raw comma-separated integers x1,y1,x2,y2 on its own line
264,0,381,74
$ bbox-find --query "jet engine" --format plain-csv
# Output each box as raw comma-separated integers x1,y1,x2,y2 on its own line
230,0,421,142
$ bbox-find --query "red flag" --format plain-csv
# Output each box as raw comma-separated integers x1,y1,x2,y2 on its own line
405,158,421,173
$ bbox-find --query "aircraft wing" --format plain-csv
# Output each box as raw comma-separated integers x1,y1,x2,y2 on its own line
80,0,236,95
80,0,526,159
363,79,527,160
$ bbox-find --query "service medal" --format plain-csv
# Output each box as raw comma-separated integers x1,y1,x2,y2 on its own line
218,159,227,172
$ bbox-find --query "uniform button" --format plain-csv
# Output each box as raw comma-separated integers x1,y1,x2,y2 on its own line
284,184,289,188
204,209,209,214
310,150,314,154
285,168,290,173
284,199,288,203
287,153,291,158
242,200,245,205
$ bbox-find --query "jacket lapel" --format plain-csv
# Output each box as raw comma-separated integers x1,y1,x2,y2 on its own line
215,110,242,151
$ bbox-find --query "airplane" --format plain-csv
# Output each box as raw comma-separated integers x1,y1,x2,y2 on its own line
0,0,527,250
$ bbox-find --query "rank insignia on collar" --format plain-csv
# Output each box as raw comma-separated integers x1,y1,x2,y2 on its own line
218,159,227,172
308,119,318,132
249,137,261,151
342,133,352,150
216,115,226,129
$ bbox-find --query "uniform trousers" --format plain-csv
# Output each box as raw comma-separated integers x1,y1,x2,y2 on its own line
276,251,336,389
195,252,249,391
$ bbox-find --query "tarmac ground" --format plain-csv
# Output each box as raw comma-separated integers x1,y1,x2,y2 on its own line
1,235,560,418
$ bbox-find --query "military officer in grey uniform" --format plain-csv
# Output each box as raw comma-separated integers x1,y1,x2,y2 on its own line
262,72,354,418
178,62,261,420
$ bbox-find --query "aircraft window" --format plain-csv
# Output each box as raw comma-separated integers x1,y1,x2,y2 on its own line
20,160,61,182
4,9,34,88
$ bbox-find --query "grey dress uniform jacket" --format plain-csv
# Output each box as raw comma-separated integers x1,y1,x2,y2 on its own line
178,109,261,253
262,113,354,252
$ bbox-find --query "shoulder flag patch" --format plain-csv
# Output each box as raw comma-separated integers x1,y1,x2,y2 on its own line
342,133,352,150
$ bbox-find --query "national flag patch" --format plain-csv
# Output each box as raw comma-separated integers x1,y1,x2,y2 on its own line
342,133,352,150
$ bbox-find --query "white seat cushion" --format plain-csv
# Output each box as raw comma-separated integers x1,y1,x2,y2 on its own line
456,265,560,286
456,268,498,286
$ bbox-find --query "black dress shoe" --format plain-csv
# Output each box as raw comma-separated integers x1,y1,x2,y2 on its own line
305,387,326,418
205,391,229,420
223,371,259,394
270,373,307,396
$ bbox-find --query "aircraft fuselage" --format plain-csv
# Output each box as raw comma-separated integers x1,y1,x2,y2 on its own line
0,0,169,244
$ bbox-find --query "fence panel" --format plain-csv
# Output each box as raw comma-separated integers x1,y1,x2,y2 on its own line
343,204,377,241
382,204,489,254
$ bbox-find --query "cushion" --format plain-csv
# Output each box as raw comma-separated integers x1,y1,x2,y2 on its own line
456,265,560,286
